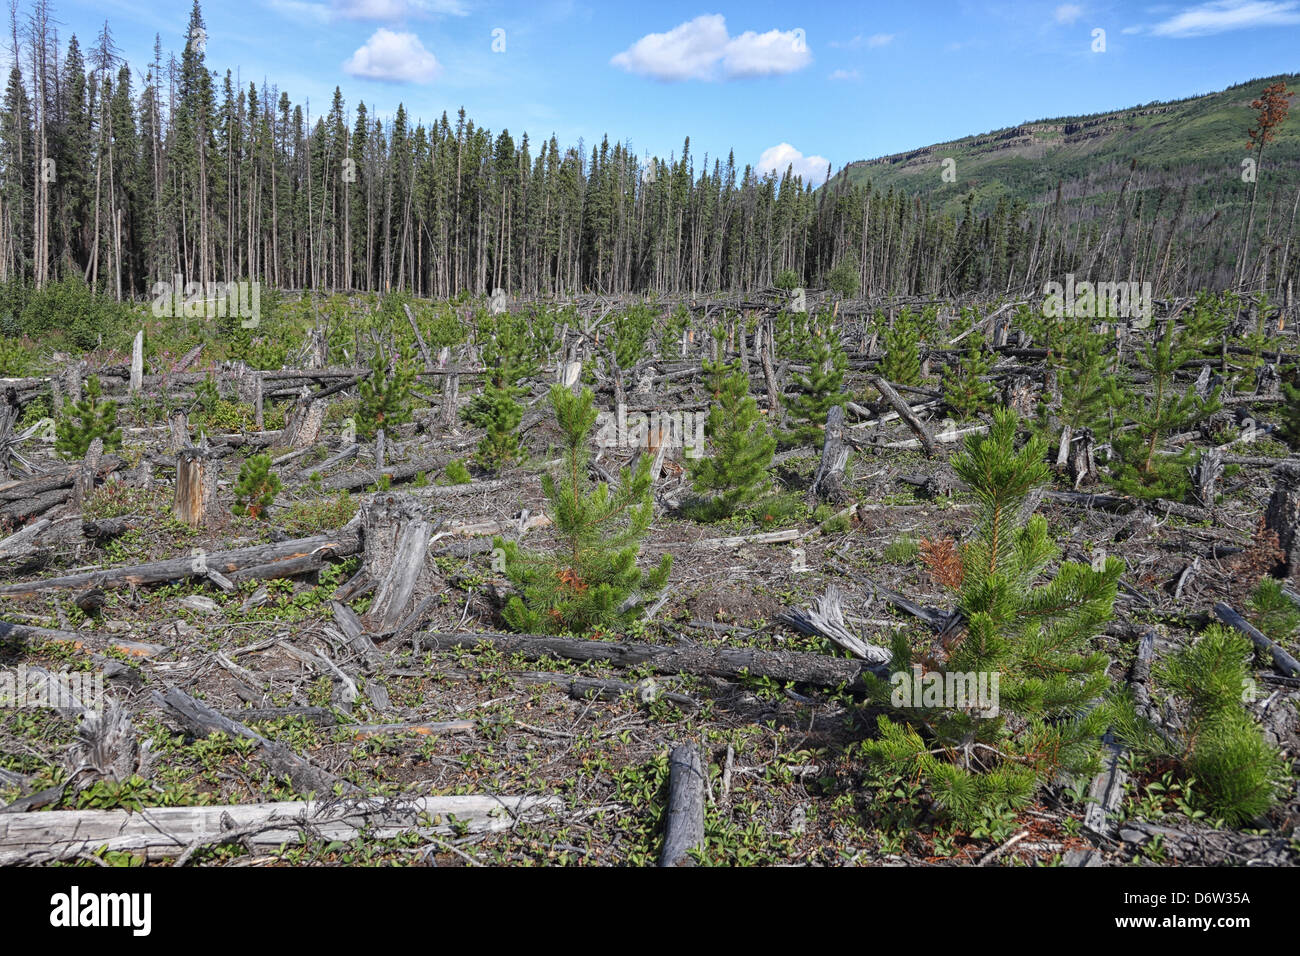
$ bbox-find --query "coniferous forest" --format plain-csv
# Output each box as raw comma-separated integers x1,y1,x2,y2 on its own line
1,0,1299,891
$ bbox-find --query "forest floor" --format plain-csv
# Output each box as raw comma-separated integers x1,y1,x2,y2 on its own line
1,313,1298,867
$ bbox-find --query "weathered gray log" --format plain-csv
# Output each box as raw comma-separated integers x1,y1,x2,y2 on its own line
420,630,888,688
316,455,444,492
1213,602,1300,677
228,552,328,585
174,446,221,528
870,374,936,456
0,794,563,863
660,745,706,867
362,495,432,633
0,524,361,597
810,404,850,504
153,686,357,796
0,619,162,658
1130,630,1157,720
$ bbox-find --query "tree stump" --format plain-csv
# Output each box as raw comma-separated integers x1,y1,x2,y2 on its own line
1068,428,1098,489
72,438,103,510
174,446,222,528
1265,462,1300,582
1192,446,1222,509
1001,374,1035,418
361,494,432,634
168,410,190,453
810,405,850,504
440,372,460,428
282,389,326,450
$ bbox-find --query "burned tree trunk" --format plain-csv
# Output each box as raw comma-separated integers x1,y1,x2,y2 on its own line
1068,428,1098,489
1002,374,1035,418
1264,462,1300,582
361,494,433,634
173,446,221,528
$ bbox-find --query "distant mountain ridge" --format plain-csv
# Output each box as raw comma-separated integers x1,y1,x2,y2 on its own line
829,73,1300,216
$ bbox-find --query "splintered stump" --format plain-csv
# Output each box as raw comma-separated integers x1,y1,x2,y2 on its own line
173,446,221,528
1265,462,1300,583
810,404,850,504
361,494,432,634
282,387,326,450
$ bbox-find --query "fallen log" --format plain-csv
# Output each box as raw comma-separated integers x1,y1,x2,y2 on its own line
0,524,361,598
419,630,889,688
1213,602,1300,677
869,374,936,456
659,744,706,867
153,686,357,797
0,619,163,658
0,793,564,864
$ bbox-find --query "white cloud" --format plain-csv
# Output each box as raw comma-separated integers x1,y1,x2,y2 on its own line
1055,4,1084,24
1151,0,1300,36
864,32,895,47
611,15,811,81
758,143,832,185
344,29,440,82
828,68,861,81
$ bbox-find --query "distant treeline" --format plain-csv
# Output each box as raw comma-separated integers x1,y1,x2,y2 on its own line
0,1,1294,302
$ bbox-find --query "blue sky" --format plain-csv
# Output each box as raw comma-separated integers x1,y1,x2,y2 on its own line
31,0,1300,183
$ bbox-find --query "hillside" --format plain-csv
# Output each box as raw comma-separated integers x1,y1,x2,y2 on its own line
831,73,1300,216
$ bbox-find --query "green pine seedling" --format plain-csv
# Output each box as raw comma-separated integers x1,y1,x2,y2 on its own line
232,453,281,520
781,316,850,447
688,357,776,518
495,385,671,635
55,375,121,459
357,345,416,441
861,408,1122,827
